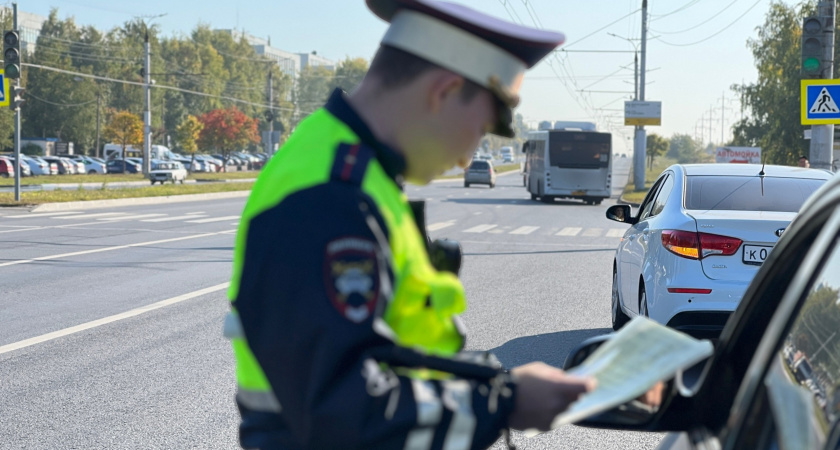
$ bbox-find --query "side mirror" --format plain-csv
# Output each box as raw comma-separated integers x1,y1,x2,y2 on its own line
606,204,637,225
564,333,612,370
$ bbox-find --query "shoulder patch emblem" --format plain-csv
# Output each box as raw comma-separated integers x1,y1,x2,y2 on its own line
324,237,380,323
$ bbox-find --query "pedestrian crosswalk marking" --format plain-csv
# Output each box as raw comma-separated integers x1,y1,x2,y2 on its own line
428,221,455,231
510,226,539,235
99,214,166,221
186,215,241,224
556,227,582,236
464,224,497,233
582,228,603,237
606,228,625,238
53,212,127,220
142,215,209,223
810,87,840,113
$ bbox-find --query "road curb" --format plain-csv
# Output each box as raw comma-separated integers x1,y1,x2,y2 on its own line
30,190,252,213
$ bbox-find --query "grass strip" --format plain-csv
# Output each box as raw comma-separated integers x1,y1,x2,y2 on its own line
0,182,255,206
620,157,676,205
0,171,260,186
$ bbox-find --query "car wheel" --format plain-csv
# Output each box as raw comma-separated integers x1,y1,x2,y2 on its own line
611,269,630,331
150,180,156,185
88,170,96,174
180,179,185,184
639,284,649,318
464,182,470,188
490,182,495,188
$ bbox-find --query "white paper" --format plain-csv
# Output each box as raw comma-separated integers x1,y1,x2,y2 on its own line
540,316,715,432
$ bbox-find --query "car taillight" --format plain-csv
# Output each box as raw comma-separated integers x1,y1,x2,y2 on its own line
698,233,742,258
662,230,700,259
661,230,742,260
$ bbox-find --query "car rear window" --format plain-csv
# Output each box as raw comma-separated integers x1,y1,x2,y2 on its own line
470,161,490,170
685,175,826,212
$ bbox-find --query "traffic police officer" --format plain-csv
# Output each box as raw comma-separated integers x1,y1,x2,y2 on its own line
226,1,595,448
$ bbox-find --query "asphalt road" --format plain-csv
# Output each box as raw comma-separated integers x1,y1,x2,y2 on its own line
0,157,663,449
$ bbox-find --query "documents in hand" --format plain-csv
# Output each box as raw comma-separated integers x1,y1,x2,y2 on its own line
551,316,714,429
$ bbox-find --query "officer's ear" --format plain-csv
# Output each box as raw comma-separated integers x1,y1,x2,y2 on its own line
426,70,465,114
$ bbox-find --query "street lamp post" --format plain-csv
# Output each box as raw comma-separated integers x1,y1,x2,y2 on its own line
95,88,101,158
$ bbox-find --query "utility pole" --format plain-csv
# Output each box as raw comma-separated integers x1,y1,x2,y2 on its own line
266,70,274,155
721,92,725,144
809,0,835,170
633,0,648,190
96,88,101,158
12,3,20,202
143,29,152,175
709,104,713,146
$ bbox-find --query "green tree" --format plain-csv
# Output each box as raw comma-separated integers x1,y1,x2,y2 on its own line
295,65,334,123
668,134,710,163
332,57,368,93
175,115,204,169
731,2,815,165
646,133,668,169
103,110,143,172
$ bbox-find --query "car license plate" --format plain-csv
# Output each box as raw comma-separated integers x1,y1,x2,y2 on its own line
572,190,586,196
743,245,773,265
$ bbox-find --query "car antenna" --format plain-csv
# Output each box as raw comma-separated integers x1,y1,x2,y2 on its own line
759,154,766,196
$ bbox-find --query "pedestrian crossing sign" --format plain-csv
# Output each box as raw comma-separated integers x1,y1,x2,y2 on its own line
801,79,840,124
0,69,8,108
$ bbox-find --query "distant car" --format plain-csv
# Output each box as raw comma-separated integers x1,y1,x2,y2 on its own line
1,156,32,177
606,163,832,338
42,156,73,175
106,158,141,174
23,155,55,175
500,146,514,163
148,159,187,184
0,156,12,178
71,156,107,174
464,159,496,188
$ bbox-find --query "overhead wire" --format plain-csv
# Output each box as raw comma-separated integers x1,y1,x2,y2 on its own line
653,0,762,47
650,0,703,20
26,91,97,107
651,0,741,35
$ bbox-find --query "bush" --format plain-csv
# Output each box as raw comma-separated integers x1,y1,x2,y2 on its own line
22,144,44,156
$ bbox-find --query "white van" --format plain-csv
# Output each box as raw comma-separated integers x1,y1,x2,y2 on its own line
500,146,514,163
103,144,174,162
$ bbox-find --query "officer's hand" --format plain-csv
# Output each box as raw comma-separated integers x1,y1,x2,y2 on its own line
508,362,596,432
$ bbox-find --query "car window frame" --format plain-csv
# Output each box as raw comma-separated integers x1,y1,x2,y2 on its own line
637,174,667,222
724,207,840,449
650,173,675,218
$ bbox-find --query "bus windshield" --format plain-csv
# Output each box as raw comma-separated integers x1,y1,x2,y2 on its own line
548,132,610,169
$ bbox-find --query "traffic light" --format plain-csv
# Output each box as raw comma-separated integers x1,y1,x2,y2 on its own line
9,86,25,110
802,16,831,78
3,30,21,79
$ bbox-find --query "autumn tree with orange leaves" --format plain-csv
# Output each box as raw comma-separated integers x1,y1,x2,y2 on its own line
197,107,260,171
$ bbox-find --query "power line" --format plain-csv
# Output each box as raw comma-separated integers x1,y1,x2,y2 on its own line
651,0,741,35
653,0,762,47
22,62,295,112
562,9,641,49
650,0,703,20
25,91,97,107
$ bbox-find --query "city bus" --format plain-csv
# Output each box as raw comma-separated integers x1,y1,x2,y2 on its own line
523,121,612,205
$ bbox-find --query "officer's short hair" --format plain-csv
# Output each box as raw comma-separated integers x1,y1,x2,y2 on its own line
368,46,482,102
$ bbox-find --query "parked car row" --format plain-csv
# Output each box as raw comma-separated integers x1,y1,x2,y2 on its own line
0,154,112,178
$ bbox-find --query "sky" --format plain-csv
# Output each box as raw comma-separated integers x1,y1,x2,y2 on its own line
15,0,793,154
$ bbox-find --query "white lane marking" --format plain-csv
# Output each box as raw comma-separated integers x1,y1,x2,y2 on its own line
582,228,603,237
557,227,582,236
427,221,455,231
142,215,209,222
98,214,166,221
510,226,539,235
473,212,483,215
185,211,206,215
606,228,626,238
187,215,241,224
0,220,131,235
0,230,232,268
4,211,84,219
53,212,127,220
0,283,230,355
229,222,239,226
463,224,497,233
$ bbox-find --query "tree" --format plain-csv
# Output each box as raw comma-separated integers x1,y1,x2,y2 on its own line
197,107,260,171
332,57,368,93
103,110,143,172
730,2,814,165
295,65,335,124
668,134,710,164
646,133,668,169
175,115,204,170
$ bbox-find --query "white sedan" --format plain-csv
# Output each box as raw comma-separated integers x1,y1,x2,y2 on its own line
606,163,831,338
